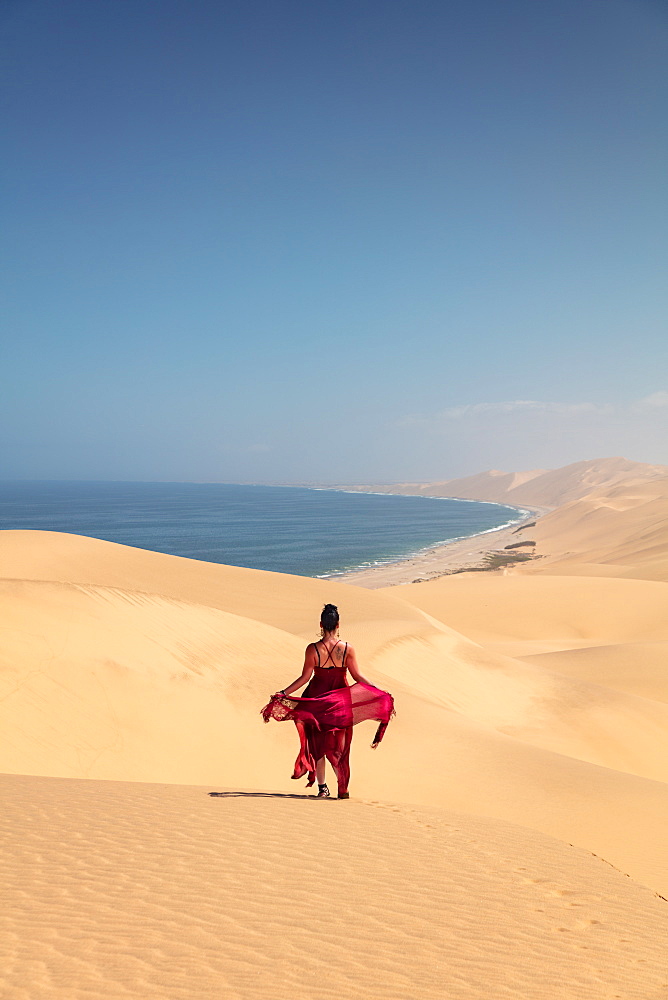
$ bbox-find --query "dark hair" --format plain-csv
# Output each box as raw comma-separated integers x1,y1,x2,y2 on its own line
320,603,339,632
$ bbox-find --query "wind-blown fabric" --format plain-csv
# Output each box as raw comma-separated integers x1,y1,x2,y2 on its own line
261,681,394,795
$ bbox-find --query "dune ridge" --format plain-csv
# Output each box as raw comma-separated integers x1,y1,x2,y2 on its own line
342,455,668,507
511,473,668,580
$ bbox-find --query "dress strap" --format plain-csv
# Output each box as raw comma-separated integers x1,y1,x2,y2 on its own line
342,642,348,666
319,639,340,668
314,642,320,667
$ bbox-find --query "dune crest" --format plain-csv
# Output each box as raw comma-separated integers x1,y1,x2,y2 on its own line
344,455,668,506
511,474,668,580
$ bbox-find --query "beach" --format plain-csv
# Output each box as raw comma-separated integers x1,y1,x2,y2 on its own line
336,504,549,586
2,457,668,999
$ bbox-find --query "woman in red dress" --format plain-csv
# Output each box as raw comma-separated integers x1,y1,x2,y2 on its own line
262,604,394,799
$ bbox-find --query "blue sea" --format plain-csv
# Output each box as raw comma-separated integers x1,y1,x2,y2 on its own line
0,481,527,578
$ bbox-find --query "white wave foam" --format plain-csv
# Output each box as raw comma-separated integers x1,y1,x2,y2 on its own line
315,507,535,579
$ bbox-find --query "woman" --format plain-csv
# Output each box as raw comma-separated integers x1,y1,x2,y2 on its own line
261,604,394,799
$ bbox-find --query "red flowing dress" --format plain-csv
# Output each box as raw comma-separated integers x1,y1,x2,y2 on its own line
261,640,394,797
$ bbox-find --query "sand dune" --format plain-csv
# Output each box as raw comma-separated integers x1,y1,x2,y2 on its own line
0,529,431,644
512,474,668,580
519,642,668,702
3,490,668,999
4,774,668,1000
4,539,668,788
341,467,547,501
378,558,668,896
391,573,668,645
0,577,306,786
346,455,668,506
497,456,668,507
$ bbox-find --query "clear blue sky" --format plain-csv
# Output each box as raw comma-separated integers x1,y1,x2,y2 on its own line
2,0,667,481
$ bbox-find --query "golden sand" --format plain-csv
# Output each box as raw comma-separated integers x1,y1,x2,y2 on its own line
3,773,668,1000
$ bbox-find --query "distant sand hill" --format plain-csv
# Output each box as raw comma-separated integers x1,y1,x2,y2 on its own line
2,456,668,998
513,472,668,580
347,455,668,507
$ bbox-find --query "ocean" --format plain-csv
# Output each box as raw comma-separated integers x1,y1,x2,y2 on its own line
0,481,527,578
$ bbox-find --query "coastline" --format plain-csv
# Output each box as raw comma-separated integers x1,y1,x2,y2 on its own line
333,504,550,588
0,481,535,580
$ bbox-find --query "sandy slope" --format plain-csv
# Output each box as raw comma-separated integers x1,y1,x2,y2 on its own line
3,519,668,998
338,467,547,501
3,774,668,1000
345,456,668,506
3,773,668,1000
382,568,668,890
0,529,430,642
519,642,668,702
496,457,668,507
512,474,668,580
391,573,668,647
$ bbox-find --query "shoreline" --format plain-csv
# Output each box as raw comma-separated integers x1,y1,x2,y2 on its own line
333,504,550,588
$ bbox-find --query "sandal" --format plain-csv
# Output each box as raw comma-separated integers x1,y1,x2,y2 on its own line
316,783,331,798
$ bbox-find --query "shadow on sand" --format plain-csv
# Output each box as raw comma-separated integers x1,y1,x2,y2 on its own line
208,790,319,801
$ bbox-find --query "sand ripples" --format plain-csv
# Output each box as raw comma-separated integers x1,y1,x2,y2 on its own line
2,774,668,1000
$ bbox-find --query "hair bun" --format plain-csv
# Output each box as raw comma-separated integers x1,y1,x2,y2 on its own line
320,603,340,631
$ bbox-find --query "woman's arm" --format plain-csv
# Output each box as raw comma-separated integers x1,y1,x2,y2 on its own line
345,645,373,686
275,644,317,697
